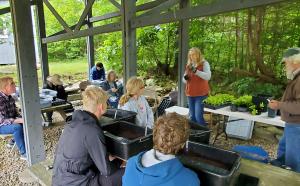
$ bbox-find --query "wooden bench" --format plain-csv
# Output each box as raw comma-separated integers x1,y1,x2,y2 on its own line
24,158,300,186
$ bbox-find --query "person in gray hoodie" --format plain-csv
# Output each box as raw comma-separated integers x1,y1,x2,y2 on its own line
118,77,154,129
52,85,124,186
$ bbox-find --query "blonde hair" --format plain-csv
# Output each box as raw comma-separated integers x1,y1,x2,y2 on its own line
119,76,144,106
153,113,190,155
82,85,108,113
0,76,13,91
106,70,117,82
188,47,204,66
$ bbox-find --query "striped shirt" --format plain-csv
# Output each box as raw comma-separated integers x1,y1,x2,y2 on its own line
0,91,21,126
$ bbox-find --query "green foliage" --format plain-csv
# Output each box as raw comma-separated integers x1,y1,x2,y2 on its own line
231,77,283,97
204,93,235,106
232,95,253,107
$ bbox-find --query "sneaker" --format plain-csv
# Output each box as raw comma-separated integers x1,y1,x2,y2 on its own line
20,154,27,161
6,139,15,149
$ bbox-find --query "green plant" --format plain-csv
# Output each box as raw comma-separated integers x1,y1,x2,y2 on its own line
232,95,253,107
204,94,235,106
249,105,258,115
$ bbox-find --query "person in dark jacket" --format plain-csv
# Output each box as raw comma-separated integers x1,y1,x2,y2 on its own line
44,74,68,122
122,112,200,186
101,70,123,108
90,62,106,81
52,85,124,186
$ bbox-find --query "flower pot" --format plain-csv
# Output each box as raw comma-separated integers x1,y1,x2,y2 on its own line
230,104,237,112
252,94,272,113
268,108,277,118
237,106,248,112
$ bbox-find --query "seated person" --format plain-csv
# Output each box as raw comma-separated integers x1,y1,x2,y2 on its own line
43,74,68,122
118,77,154,128
122,112,200,186
52,85,124,186
0,77,27,160
101,70,123,108
90,62,106,81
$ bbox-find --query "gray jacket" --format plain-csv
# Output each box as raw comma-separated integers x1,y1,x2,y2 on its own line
52,110,117,186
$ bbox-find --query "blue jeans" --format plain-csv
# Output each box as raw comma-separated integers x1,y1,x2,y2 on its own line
188,95,207,125
0,123,26,155
277,123,300,172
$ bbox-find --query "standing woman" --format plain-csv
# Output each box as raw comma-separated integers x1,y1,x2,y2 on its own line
118,77,154,129
183,47,211,126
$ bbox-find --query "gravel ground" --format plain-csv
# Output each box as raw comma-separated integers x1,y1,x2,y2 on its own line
0,111,281,185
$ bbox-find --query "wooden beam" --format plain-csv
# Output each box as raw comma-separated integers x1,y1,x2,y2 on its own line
0,7,10,15
138,0,180,18
109,0,121,9
86,0,95,79
0,1,36,15
121,0,137,84
9,0,45,165
43,0,72,33
89,0,168,23
74,0,95,32
42,22,121,43
89,11,121,23
132,0,288,28
136,0,168,12
36,0,49,85
47,22,87,37
178,0,189,107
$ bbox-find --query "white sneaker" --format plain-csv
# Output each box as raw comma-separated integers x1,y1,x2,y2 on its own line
20,154,27,161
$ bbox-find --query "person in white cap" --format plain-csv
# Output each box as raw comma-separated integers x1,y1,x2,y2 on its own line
268,48,300,172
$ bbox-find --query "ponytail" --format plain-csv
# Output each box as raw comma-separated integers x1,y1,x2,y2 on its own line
119,93,131,106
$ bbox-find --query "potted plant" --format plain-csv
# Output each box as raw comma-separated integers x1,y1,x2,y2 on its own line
204,94,235,110
232,95,252,112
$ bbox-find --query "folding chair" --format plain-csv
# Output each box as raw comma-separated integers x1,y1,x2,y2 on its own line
156,97,172,118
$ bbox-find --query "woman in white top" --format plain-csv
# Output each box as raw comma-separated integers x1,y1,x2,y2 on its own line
118,77,154,129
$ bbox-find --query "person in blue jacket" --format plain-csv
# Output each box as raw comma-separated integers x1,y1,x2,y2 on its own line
122,112,200,186
90,62,106,80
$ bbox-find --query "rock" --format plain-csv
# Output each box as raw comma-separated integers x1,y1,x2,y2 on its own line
253,127,277,142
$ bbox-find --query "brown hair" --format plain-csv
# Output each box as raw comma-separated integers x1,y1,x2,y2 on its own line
0,76,13,91
106,70,117,82
153,113,190,155
119,76,144,106
188,47,204,66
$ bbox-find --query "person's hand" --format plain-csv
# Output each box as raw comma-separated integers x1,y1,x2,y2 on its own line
120,160,127,168
188,63,197,73
109,155,116,161
14,118,24,124
111,88,118,93
268,100,280,110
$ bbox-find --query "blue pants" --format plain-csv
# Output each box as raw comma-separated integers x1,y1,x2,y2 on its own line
188,95,207,125
0,123,26,155
277,123,300,172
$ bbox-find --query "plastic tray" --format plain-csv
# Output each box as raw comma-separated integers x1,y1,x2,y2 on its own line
177,141,241,186
102,121,153,160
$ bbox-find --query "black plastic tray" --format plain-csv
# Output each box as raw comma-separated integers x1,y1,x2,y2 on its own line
177,141,241,186
189,120,211,144
101,109,137,125
102,121,152,160
204,103,231,110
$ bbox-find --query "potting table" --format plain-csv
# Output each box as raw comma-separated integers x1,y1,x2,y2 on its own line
165,106,285,144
